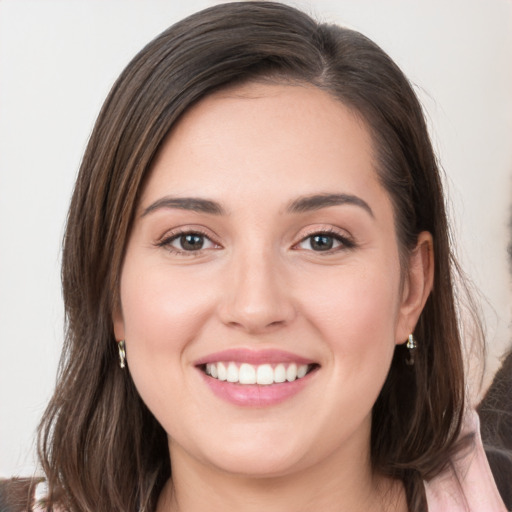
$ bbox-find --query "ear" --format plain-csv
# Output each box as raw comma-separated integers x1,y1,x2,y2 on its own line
395,231,434,344
112,302,125,342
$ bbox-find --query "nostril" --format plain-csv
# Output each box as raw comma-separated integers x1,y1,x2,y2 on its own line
222,315,291,334
268,320,285,327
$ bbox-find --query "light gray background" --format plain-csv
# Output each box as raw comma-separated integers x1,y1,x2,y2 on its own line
1,0,511,477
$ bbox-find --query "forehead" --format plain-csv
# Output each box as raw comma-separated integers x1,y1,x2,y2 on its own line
142,82,383,210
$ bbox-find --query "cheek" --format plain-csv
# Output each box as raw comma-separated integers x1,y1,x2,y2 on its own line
297,259,402,364
117,260,220,440
118,260,214,393
276,260,402,460
120,260,212,341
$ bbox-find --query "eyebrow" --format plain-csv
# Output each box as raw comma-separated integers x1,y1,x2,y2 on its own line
141,196,225,217
141,193,373,218
287,193,374,217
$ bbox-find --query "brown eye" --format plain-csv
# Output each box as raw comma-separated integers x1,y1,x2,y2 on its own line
180,233,205,251
161,231,217,253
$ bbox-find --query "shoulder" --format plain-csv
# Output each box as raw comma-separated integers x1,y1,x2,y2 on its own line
424,410,509,512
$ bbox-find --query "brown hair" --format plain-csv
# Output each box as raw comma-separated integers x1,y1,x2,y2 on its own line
38,2,470,510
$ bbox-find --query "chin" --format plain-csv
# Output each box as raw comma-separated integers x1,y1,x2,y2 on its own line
189,430,312,478
209,449,305,478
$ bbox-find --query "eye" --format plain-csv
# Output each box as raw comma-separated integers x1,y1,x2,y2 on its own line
296,232,353,252
159,231,218,253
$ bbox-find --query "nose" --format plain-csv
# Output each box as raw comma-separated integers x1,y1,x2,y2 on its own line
217,249,296,334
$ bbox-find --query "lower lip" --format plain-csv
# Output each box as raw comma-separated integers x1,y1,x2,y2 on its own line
198,368,317,407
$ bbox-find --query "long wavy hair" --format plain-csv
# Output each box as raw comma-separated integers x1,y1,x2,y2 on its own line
38,2,473,511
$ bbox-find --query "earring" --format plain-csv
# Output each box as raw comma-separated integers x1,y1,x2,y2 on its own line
405,334,417,366
118,340,126,369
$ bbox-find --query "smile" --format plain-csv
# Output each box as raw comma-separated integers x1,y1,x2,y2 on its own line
204,362,312,385
195,349,320,406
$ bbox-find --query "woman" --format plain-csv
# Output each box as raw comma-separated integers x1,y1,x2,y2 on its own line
33,2,506,511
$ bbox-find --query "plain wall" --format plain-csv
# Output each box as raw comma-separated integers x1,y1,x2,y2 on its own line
1,0,511,477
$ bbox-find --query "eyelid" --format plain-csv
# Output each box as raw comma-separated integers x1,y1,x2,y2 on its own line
293,226,355,251
155,226,222,255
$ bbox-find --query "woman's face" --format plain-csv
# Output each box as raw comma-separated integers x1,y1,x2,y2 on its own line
114,83,430,478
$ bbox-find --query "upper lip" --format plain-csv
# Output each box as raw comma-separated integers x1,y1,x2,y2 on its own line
194,348,317,366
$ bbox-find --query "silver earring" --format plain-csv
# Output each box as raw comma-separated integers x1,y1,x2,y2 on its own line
118,340,126,369
405,334,417,366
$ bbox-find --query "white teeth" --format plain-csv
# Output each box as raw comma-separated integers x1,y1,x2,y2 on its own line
274,364,286,383
204,362,312,385
226,362,239,383
217,362,227,381
297,364,308,379
286,363,297,382
256,364,274,385
239,363,256,384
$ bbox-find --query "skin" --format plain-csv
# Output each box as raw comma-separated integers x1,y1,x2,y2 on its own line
113,82,434,512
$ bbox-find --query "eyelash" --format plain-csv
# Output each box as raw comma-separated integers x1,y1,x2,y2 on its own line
156,228,355,256
294,228,355,253
156,229,220,256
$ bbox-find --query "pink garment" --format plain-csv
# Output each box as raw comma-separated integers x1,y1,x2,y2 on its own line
425,410,508,511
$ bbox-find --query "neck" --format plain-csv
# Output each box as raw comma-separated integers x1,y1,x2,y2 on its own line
157,438,406,512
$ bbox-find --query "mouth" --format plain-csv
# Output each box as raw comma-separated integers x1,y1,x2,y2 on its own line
200,361,318,385
194,349,320,406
